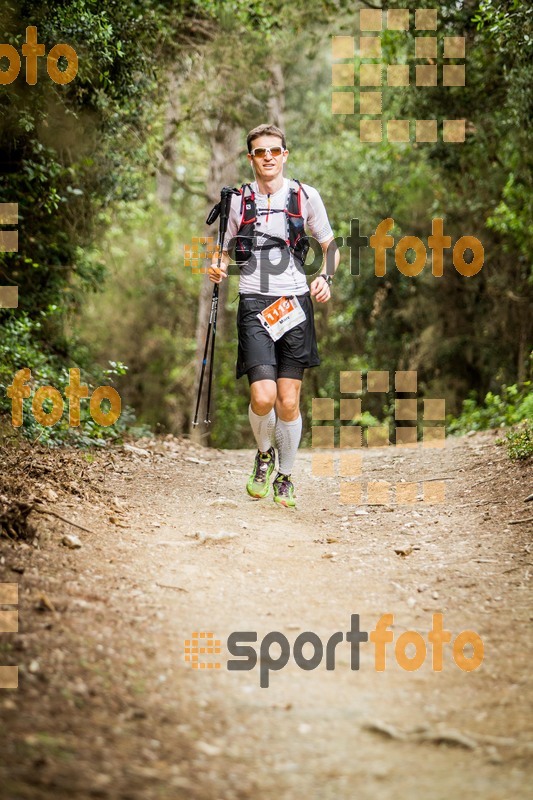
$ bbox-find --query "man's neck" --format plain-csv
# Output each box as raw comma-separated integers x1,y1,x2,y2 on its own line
254,174,285,195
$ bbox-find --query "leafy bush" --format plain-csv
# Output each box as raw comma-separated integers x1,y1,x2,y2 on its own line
501,421,533,461
0,312,139,447
448,382,532,434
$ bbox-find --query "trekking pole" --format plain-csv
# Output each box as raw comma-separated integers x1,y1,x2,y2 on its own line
203,282,219,425
192,284,217,428
192,187,237,427
203,188,236,424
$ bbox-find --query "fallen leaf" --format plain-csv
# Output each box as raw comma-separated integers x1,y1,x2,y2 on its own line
35,593,55,612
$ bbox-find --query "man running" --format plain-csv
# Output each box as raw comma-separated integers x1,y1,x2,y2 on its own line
209,123,339,507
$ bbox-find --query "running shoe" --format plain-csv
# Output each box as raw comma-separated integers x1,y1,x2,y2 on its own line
246,447,276,498
272,472,296,508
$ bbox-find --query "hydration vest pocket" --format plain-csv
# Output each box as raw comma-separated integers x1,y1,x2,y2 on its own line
292,232,310,266
232,234,254,265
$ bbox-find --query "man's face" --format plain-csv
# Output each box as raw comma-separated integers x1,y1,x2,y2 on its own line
247,135,288,182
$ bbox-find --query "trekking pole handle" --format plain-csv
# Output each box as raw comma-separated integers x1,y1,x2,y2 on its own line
215,187,238,261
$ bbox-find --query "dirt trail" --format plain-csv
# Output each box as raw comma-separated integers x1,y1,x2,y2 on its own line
1,433,532,799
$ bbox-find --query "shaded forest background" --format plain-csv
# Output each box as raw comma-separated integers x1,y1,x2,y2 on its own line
0,0,531,450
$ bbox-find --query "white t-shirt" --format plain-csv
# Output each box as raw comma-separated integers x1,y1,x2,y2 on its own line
223,178,334,296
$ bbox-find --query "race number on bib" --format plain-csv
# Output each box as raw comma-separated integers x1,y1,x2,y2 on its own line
257,296,306,342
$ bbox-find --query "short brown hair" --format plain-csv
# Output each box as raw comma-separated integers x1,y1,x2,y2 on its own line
246,124,286,153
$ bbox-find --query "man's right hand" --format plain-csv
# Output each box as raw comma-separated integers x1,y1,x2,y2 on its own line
208,262,228,283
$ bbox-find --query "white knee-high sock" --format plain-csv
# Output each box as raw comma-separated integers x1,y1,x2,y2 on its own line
275,415,302,475
248,405,276,453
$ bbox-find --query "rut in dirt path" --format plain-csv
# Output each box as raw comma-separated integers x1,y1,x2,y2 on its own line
0,432,532,800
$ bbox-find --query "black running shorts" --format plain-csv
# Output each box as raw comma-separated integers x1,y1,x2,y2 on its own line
236,293,320,380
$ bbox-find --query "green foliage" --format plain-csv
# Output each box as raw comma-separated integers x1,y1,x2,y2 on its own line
0,312,136,446
384,0,533,400
0,0,177,318
448,382,533,434
75,196,202,433
0,0,238,445
502,421,533,461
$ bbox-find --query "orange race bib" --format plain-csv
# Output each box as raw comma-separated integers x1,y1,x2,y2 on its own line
257,296,306,342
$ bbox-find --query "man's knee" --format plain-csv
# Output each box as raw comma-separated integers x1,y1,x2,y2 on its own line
251,380,277,415
276,385,301,420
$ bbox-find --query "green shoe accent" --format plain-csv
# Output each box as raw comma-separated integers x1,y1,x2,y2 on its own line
246,447,275,498
273,472,296,508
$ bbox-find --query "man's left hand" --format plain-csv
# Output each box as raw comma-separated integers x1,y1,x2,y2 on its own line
310,276,331,303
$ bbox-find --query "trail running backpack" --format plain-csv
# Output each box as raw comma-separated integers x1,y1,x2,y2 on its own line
231,179,310,267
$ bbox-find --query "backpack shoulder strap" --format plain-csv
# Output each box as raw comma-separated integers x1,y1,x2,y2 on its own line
290,178,309,199
239,183,256,225
286,178,308,218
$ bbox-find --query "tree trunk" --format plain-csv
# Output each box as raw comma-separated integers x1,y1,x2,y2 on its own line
155,71,181,209
267,62,285,128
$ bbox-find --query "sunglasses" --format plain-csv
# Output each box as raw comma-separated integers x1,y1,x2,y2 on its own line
250,146,285,158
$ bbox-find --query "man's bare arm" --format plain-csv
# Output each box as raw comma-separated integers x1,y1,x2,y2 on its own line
310,237,340,303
